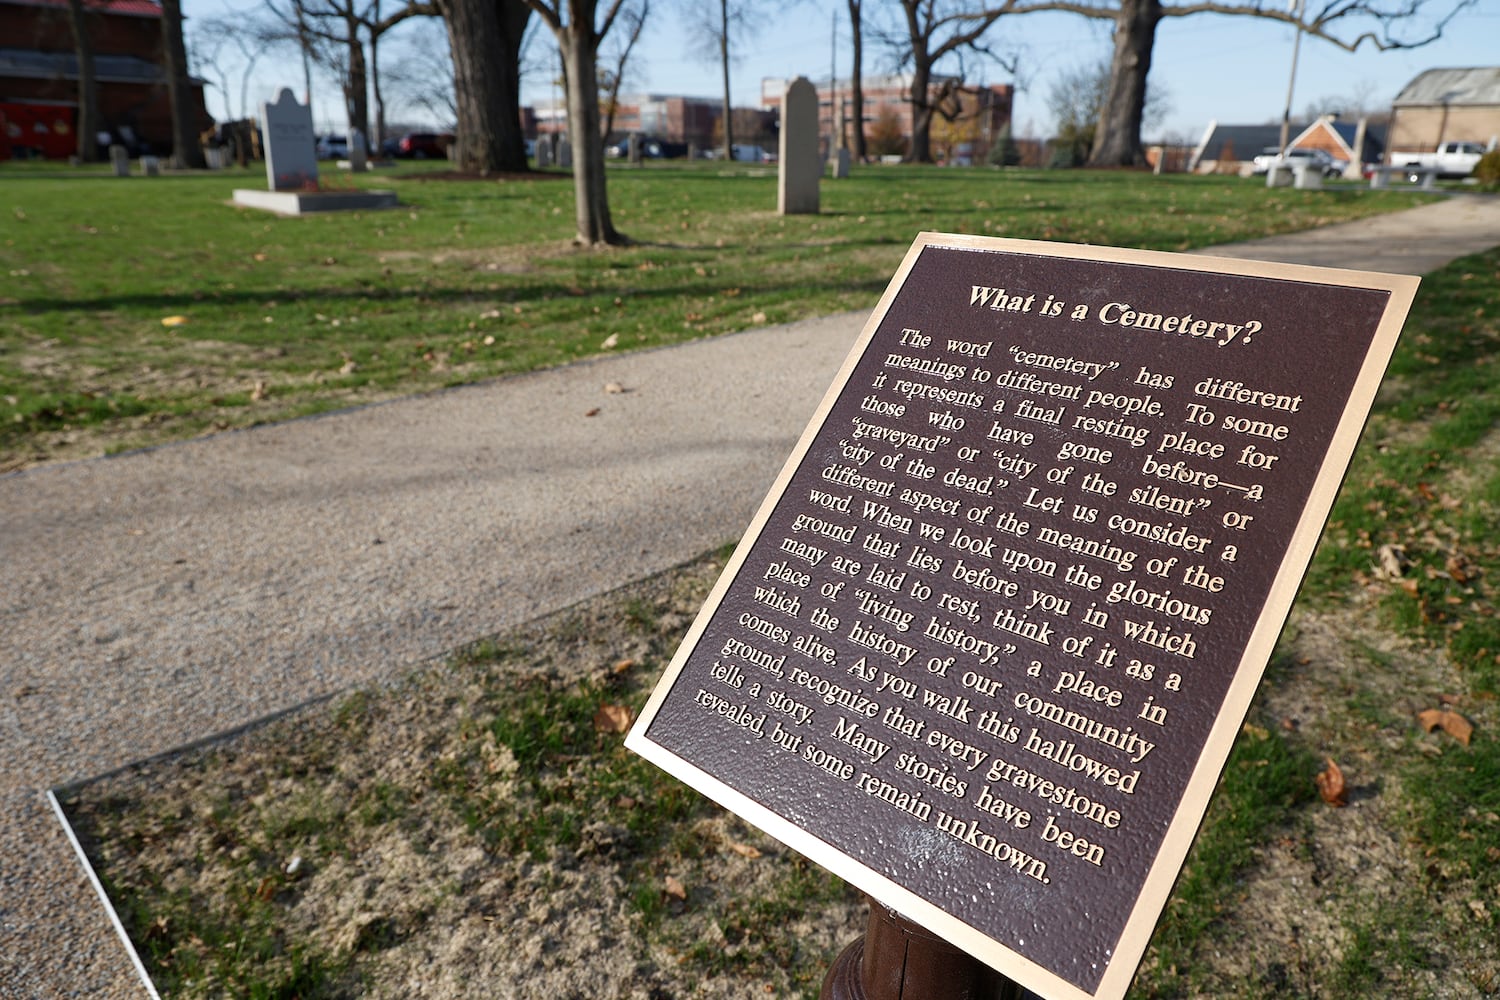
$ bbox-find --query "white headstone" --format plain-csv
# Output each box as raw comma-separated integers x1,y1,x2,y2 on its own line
348,127,368,173
778,76,820,215
261,89,318,191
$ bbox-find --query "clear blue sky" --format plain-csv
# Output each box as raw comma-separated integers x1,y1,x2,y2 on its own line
197,0,1500,143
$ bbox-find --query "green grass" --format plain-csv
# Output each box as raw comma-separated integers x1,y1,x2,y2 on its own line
0,159,1432,467
1130,246,1500,997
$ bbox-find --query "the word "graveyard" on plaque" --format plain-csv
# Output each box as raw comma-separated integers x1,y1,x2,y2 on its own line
627,234,1417,1000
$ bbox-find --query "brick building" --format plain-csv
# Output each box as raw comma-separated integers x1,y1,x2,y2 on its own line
0,0,211,160
1386,66,1500,156
760,73,1014,161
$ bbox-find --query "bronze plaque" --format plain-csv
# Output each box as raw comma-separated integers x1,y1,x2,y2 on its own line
627,235,1418,1000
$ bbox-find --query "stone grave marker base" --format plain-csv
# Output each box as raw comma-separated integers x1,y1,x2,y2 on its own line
232,188,399,216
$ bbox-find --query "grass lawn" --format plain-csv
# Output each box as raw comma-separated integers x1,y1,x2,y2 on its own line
40,162,1498,996
0,159,1432,470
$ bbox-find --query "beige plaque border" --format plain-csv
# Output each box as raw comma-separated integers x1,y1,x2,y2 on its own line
627,233,1419,1000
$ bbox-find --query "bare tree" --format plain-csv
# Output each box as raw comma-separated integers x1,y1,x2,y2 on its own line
427,0,532,172
999,0,1477,167
64,0,100,161
160,0,206,167
524,0,629,246
190,12,267,123
682,0,766,160
846,0,866,159
883,0,1017,163
599,0,649,139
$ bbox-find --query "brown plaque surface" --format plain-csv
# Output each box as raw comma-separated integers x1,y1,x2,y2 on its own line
626,234,1418,1000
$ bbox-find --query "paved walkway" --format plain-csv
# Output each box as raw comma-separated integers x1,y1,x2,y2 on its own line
3,194,1498,998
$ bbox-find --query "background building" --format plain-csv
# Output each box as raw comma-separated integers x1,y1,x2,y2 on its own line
760,73,1013,162
0,0,211,159
1387,66,1500,155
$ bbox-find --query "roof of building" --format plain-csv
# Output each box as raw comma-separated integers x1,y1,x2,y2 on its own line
1191,123,1294,162
0,48,164,83
1393,67,1500,107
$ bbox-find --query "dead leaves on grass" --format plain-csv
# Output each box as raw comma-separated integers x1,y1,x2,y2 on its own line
1315,758,1348,807
592,703,633,734
1417,707,1474,746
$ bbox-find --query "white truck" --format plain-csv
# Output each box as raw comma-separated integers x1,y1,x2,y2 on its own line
1387,140,1491,179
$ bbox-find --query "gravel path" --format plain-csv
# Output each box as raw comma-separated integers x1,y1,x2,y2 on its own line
4,194,1498,999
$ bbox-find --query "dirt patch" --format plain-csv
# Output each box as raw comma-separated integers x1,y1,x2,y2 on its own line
55,552,1499,998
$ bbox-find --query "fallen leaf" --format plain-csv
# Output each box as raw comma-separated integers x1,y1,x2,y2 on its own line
1375,543,1408,579
727,841,762,860
161,315,189,327
601,333,619,349
338,359,357,375
250,380,268,401
752,311,768,324
1315,758,1347,807
584,407,601,417
593,703,633,733
604,382,624,394
612,658,635,675
1417,708,1474,746
664,875,687,900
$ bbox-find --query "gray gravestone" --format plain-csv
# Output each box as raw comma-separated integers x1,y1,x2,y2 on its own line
559,138,573,169
139,155,160,177
109,144,129,177
537,135,553,167
778,76,820,214
830,147,851,179
348,127,368,173
261,88,318,191
628,133,642,165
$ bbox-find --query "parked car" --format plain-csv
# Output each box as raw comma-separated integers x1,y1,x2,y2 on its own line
1250,146,1345,178
395,132,453,159
315,134,349,160
1386,140,1489,179
605,135,689,159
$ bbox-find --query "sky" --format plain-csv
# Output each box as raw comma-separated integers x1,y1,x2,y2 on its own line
196,0,1500,144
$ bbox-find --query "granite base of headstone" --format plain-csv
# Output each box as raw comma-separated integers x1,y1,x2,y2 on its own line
109,144,129,177
778,76,820,214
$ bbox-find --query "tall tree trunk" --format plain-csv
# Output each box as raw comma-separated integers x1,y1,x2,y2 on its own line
344,19,370,149
495,0,530,167
1088,0,1160,167
160,0,205,168
439,0,528,173
905,56,934,163
65,0,100,161
718,0,732,159
559,30,622,245
847,0,865,161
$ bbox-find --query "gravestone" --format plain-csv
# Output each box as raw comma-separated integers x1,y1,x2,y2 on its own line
347,127,368,173
779,76,820,215
109,144,129,178
629,233,1418,1000
260,88,318,191
139,156,160,177
559,138,573,169
537,136,554,168
628,133,642,165
830,147,851,179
